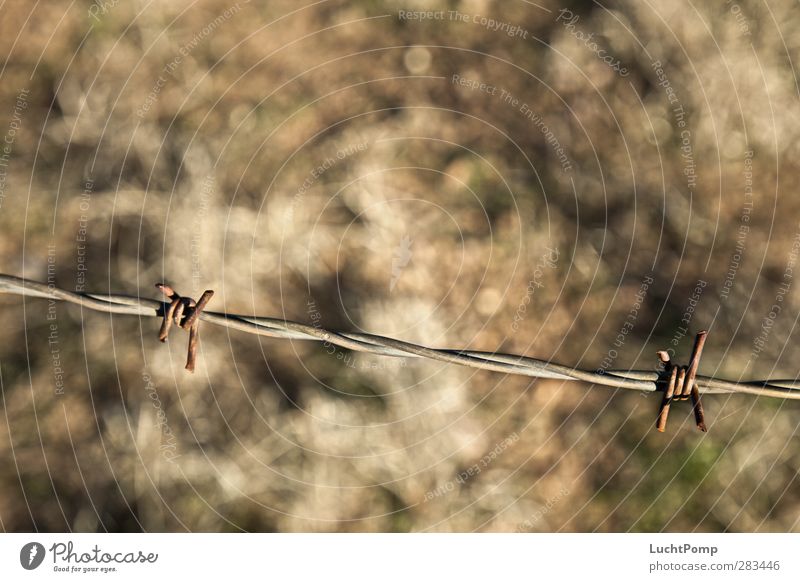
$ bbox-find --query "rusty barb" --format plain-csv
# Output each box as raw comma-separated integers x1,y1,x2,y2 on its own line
656,331,708,433
155,284,214,372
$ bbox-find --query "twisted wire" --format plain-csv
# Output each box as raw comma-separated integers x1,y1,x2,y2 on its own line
1,273,800,400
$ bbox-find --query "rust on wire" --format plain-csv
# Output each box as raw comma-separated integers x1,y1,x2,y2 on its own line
687,331,708,432
655,330,708,433
655,364,677,433
155,283,215,372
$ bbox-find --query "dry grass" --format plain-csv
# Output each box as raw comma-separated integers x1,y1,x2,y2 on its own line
1,0,799,532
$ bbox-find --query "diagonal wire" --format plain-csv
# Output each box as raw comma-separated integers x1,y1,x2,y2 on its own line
1,273,799,400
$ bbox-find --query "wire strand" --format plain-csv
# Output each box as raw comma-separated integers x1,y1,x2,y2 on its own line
1,273,799,400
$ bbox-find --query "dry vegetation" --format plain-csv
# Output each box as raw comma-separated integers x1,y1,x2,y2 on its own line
1,0,799,532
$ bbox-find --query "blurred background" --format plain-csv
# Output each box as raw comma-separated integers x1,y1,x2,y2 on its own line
1,0,799,532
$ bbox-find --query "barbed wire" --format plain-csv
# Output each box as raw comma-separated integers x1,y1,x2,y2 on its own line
2,273,800,412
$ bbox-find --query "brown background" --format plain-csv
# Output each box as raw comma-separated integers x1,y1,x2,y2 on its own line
0,0,799,532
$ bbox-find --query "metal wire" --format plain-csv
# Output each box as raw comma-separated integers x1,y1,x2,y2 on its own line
2,273,800,400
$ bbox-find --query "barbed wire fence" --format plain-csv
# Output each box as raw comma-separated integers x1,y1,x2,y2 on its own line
1,273,799,433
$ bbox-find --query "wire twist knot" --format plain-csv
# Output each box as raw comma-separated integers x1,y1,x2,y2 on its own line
155,284,214,372
656,330,708,433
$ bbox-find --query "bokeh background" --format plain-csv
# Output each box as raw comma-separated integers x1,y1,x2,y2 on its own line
1,0,799,532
